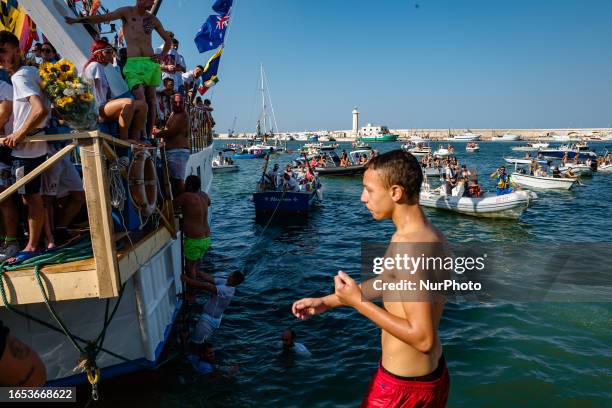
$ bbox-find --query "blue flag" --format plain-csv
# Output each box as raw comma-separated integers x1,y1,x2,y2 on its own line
198,47,223,94
212,0,233,15
194,14,229,53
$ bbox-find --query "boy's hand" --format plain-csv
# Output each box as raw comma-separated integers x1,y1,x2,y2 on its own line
334,271,362,308
292,297,329,320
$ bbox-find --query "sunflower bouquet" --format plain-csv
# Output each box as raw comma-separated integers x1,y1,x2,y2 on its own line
39,59,97,130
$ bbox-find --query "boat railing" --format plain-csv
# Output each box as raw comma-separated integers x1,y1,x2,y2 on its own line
187,103,214,154
0,131,176,306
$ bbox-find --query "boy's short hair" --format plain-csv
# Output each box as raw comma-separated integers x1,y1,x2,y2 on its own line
203,99,211,105
163,77,174,85
365,149,423,204
231,270,245,285
184,175,201,192
0,31,20,48
196,64,204,70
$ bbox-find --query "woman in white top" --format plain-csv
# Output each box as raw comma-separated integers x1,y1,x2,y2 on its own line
82,40,147,141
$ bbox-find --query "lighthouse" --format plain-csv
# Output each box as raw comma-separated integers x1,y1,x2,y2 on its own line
352,107,359,136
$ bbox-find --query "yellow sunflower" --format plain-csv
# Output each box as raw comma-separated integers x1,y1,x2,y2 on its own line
56,96,74,108
40,80,47,90
56,60,75,80
79,92,93,103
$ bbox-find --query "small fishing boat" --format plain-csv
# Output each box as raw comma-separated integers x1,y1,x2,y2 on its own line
511,172,576,190
212,159,239,173
559,164,593,177
253,189,320,215
419,185,537,219
422,166,443,177
450,132,481,142
233,147,267,159
466,142,480,152
315,151,367,176
497,133,522,141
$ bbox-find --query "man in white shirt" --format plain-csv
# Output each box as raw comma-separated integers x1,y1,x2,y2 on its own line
0,31,49,257
157,37,186,94
182,64,204,98
181,270,245,344
0,75,18,261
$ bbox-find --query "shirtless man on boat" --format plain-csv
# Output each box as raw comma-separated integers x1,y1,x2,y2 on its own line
292,150,450,407
65,0,172,136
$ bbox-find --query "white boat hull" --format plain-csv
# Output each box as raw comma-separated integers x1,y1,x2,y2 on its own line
213,164,239,172
419,190,535,219
511,173,576,190
466,146,479,152
559,164,593,177
598,164,612,173
511,146,539,152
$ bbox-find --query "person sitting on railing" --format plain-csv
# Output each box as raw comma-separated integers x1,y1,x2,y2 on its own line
203,99,215,129
194,96,203,108
0,31,50,261
83,39,147,143
153,92,189,196
0,75,19,261
182,64,204,99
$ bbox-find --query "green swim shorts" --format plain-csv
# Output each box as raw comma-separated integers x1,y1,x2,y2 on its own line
123,57,162,90
184,236,211,261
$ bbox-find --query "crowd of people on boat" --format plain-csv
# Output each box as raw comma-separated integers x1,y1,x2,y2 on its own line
0,0,221,264
261,162,318,192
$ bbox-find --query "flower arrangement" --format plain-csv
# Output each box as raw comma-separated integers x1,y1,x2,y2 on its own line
39,60,97,130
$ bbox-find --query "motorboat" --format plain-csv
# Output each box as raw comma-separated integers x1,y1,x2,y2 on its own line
212,159,239,172
504,157,550,165
466,142,480,152
511,172,576,190
559,164,593,177
408,143,432,157
233,147,267,159
422,166,443,177
539,142,597,161
434,147,453,157
419,184,537,219
598,164,612,173
353,140,372,150
511,143,547,152
451,132,481,142
498,133,522,141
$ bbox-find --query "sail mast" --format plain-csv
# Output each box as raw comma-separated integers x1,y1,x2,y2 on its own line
261,63,268,135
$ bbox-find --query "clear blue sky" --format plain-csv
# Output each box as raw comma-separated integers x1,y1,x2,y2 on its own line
102,0,612,132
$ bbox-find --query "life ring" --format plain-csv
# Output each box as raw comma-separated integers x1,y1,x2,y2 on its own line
128,150,158,217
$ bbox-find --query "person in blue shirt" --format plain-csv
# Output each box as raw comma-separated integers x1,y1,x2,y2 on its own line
186,342,239,377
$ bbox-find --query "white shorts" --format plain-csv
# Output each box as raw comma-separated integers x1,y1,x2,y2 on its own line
191,313,220,344
42,145,84,197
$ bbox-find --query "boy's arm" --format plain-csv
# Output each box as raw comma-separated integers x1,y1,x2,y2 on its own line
153,16,172,57
335,272,435,353
181,275,217,294
65,7,126,25
0,100,12,135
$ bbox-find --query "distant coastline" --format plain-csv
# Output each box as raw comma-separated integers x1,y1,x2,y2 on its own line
215,128,612,142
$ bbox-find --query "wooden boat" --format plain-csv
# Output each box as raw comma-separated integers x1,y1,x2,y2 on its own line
1,0,215,388
511,172,576,190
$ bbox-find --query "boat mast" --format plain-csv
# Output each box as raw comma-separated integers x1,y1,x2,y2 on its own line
261,63,268,136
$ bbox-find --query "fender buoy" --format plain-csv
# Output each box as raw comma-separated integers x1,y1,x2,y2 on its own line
128,150,158,217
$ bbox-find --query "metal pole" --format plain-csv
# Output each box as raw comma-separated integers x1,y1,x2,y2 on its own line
150,0,163,15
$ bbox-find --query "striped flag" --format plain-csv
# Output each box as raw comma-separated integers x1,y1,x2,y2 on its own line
198,46,223,94
0,0,39,52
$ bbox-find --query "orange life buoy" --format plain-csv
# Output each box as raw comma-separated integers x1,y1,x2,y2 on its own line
128,150,158,217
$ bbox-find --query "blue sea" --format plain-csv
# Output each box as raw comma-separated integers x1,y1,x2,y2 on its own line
105,141,612,407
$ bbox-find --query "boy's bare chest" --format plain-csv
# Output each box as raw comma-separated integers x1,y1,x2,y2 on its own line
122,12,154,36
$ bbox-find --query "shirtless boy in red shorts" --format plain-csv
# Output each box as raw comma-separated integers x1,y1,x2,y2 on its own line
292,150,450,408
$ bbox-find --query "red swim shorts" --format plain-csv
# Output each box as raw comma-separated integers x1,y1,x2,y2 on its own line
360,356,450,408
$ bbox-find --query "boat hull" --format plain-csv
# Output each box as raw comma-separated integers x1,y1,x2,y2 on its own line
315,165,365,176
359,134,399,142
212,164,239,172
511,173,576,190
253,190,318,215
419,190,534,219
233,153,266,159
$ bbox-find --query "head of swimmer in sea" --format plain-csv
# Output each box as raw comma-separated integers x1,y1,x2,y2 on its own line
171,92,184,114
282,329,296,350
198,342,215,362
227,270,244,287
361,150,422,221
0,31,22,73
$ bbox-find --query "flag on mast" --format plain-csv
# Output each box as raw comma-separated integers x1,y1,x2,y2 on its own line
198,46,223,94
194,14,229,53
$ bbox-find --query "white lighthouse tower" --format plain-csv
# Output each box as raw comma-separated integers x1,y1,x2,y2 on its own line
352,107,359,137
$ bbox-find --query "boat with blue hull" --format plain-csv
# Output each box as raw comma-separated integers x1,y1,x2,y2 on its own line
253,190,320,215
538,143,597,161
233,147,267,159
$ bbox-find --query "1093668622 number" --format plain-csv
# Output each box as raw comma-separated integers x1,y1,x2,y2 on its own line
1,387,76,402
